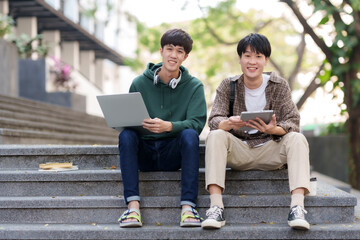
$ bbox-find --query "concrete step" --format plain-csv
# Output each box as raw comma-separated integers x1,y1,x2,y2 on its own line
0,169,289,196
1,222,360,240
0,117,117,138
0,145,203,169
0,128,117,145
0,95,105,125
0,109,117,136
0,145,119,169
0,94,119,145
0,182,356,225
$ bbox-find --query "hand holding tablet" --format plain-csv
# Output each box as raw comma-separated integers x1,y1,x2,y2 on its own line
239,110,274,131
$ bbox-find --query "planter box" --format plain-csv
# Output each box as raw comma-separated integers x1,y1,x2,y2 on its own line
18,58,86,112
18,58,47,101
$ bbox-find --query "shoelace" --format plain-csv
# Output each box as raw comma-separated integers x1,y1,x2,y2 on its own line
291,205,308,218
206,206,222,219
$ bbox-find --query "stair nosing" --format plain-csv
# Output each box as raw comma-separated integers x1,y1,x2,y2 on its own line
0,191,356,209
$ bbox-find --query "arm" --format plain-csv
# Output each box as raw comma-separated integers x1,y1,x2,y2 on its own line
274,81,300,134
170,84,207,135
143,84,207,135
208,78,242,131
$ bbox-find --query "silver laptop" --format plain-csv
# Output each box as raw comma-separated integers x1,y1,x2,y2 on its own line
96,92,151,134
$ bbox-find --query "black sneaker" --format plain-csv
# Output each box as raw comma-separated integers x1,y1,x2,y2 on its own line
201,205,225,229
288,205,310,230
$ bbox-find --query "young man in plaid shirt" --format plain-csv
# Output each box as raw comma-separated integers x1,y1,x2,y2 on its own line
202,33,311,230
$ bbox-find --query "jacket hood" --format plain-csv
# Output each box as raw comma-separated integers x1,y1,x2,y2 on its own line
143,62,192,85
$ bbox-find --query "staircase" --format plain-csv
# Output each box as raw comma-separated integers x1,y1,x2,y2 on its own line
0,94,118,145
0,144,359,239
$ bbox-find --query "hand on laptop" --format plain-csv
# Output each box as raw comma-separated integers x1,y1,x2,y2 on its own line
142,118,173,134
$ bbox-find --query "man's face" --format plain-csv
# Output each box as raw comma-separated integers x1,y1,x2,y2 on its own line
239,45,269,81
160,44,188,74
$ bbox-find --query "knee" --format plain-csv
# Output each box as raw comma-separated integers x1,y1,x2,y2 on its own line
206,129,228,145
286,132,309,148
179,129,199,147
119,129,139,146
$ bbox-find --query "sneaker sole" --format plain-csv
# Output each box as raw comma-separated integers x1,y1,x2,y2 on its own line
288,219,310,230
201,219,226,229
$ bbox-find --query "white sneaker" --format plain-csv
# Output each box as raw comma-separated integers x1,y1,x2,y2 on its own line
287,205,310,230
201,205,226,229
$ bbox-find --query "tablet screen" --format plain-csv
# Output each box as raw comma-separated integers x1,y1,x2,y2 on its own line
239,110,274,131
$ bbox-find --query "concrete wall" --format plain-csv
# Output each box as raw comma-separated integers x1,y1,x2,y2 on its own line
0,39,18,96
307,135,349,183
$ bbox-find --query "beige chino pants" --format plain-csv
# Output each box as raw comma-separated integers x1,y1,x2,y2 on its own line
205,130,310,193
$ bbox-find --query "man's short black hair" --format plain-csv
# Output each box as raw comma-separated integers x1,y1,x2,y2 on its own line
237,33,271,58
161,29,193,54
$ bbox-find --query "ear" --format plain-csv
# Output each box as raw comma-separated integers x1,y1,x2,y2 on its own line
184,53,189,61
265,57,269,65
238,55,241,64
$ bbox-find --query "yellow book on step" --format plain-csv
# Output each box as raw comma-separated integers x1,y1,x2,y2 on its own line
39,162,73,170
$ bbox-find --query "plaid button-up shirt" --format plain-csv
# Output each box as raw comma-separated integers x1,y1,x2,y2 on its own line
208,72,300,148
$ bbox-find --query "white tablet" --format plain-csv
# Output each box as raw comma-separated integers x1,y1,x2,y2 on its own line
239,110,274,131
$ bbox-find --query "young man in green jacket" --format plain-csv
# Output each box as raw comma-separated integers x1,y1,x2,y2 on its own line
118,29,207,228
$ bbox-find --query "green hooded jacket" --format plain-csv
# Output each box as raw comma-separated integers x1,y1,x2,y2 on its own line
129,62,207,140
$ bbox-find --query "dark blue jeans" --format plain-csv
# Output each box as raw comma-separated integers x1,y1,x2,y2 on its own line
118,128,200,208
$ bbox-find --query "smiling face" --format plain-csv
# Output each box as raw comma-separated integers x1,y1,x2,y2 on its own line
160,44,188,77
239,45,269,86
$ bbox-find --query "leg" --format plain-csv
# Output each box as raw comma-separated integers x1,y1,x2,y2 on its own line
178,129,200,208
281,132,310,195
280,132,310,230
118,129,142,227
155,129,202,226
153,129,200,207
178,129,203,227
118,129,141,204
202,130,231,229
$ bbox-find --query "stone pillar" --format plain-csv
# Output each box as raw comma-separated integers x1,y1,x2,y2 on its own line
16,17,38,59
0,0,9,15
42,30,61,59
80,50,95,83
16,17,37,38
62,41,79,70
95,59,104,89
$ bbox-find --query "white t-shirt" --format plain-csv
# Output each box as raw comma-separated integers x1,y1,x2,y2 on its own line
245,74,270,111
244,74,270,135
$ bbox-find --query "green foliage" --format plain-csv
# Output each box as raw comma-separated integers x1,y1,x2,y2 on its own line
122,57,143,72
350,0,360,11
321,122,347,136
0,14,14,38
124,0,322,104
318,61,332,84
310,0,360,108
81,0,98,18
129,0,312,98
12,34,48,59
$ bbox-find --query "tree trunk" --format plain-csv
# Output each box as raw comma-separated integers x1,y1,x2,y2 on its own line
296,63,324,110
347,43,360,190
348,112,360,190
